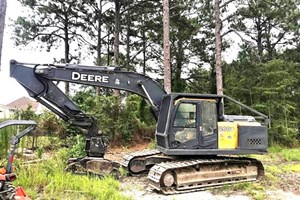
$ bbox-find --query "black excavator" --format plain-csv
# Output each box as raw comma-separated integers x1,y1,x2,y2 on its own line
9,60,269,194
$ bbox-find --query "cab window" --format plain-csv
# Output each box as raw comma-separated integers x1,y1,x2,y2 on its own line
201,101,217,136
173,103,196,128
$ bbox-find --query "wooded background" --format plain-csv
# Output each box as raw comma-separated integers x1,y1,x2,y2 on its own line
1,0,300,147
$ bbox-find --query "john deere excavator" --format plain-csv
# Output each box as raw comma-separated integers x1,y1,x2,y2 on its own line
9,60,269,194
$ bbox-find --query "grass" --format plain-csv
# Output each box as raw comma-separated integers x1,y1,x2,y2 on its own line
118,166,128,177
13,149,131,200
282,164,300,172
266,164,300,174
250,144,300,163
268,145,300,162
278,148,300,161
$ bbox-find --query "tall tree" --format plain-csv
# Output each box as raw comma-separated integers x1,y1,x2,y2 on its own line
177,0,219,94
127,1,162,74
113,0,121,97
214,0,223,95
214,0,236,95
80,0,108,95
0,0,6,69
13,0,86,96
163,0,171,93
231,0,300,61
96,0,104,95
169,1,204,92
113,0,120,66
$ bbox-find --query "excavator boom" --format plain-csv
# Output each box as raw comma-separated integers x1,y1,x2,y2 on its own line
10,60,165,157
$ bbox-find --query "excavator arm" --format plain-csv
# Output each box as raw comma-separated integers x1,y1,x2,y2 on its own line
10,60,166,158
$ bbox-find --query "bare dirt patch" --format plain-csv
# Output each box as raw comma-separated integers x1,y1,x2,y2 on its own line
277,173,300,195
104,142,150,162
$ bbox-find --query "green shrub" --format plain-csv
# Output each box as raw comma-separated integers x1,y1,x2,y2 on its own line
72,92,156,146
269,123,299,147
67,134,86,158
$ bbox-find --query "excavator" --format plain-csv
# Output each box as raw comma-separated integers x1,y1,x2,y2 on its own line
9,59,269,194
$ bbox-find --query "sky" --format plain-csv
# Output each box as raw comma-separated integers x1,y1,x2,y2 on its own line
0,0,240,105
0,0,72,105
0,0,54,104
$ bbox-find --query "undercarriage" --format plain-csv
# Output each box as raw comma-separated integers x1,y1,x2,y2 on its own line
122,150,264,194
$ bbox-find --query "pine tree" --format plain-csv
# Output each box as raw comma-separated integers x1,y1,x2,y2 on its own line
13,0,87,95
231,0,300,61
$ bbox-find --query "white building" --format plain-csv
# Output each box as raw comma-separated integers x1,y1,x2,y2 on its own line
0,104,14,118
0,97,45,119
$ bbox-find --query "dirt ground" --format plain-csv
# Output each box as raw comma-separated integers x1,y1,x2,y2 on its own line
105,143,300,200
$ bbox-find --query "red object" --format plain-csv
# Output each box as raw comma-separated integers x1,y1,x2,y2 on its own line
9,155,14,164
8,173,17,181
0,173,16,181
0,167,6,174
15,187,31,200
0,174,6,181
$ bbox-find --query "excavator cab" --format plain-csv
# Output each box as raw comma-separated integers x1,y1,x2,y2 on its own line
156,94,268,156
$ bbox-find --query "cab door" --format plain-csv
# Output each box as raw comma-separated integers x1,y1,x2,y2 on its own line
169,100,217,149
198,100,218,149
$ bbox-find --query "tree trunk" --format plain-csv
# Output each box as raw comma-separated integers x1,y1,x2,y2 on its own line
113,0,121,97
64,12,70,96
163,0,171,93
214,0,223,96
96,0,103,96
256,18,263,60
125,7,130,71
112,0,121,141
114,0,120,66
265,19,274,61
0,0,7,70
142,21,146,75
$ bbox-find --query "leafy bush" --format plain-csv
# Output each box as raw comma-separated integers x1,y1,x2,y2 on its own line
67,134,86,158
269,123,299,147
13,105,38,121
115,95,155,144
72,91,156,146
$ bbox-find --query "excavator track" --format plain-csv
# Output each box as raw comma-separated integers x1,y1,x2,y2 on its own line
148,156,264,194
122,149,173,175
